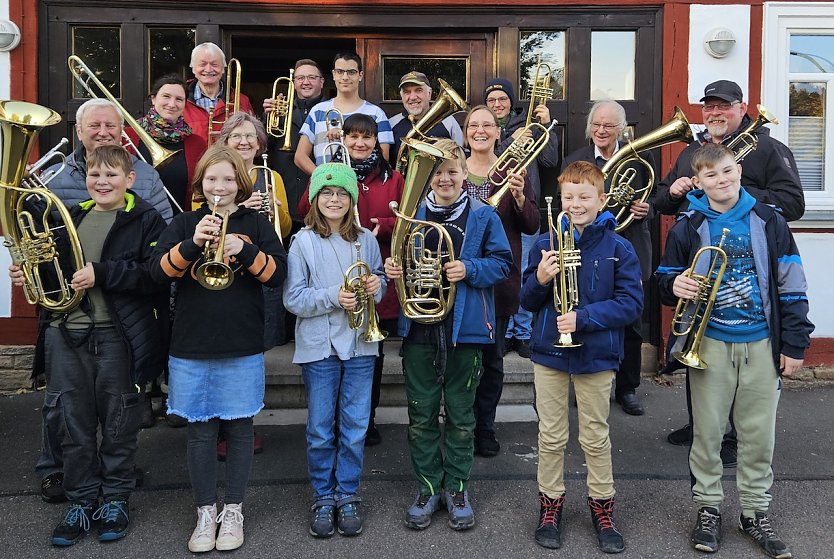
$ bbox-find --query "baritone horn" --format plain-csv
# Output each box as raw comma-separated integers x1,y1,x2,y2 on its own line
344,241,387,342
485,121,556,208
0,101,86,313
601,106,693,232
195,196,234,290
546,196,582,348
726,105,779,163
671,228,730,370
266,69,295,151
525,55,554,127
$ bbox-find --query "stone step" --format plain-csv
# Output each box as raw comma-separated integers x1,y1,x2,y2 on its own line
265,339,658,408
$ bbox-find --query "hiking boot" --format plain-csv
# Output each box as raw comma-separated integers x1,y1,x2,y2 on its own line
337,502,362,536
444,490,475,531
721,438,738,469
309,503,336,538
404,493,442,530
691,506,722,553
41,472,67,504
188,503,217,553
364,422,382,447
474,431,500,458
215,503,244,551
588,496,625,553
515,338,532,358
52,501,94,546
738,512,792,558
535,492,564,549
93,497,130,542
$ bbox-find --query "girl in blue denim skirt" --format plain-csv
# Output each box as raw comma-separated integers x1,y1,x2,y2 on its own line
284,162,386,538
150,146,287,553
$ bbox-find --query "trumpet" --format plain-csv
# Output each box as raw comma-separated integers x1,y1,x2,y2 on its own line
266,69,295,151
525,56,554,127
323,108,350,164
207,58,242,146
671,228,730,370
343,241,387,342
485,121,556,208
726,105,779,163
248,154,283,245
546,196,582,348
195,196,234,290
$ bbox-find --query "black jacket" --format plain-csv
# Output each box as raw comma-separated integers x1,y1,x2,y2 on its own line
653,114,805,221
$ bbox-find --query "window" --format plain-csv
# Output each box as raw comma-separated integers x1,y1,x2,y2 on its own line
71,27,121,98
381,57,468,102
590,31,635,100
148,28,196,89
519,31,566,100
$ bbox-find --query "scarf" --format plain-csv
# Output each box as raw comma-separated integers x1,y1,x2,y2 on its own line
334,146,389,185
426,190,469,222
138,107,193,143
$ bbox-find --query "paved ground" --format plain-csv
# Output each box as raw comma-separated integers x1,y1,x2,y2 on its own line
0,378,832,558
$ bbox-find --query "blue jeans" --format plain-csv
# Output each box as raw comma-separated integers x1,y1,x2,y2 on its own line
302,354,375,505
506,232,535,340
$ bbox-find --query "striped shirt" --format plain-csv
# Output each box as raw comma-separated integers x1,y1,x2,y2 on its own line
299,99,394,165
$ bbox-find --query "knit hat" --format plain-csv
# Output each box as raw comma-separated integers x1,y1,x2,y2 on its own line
483,78,516,107
309,163,359,205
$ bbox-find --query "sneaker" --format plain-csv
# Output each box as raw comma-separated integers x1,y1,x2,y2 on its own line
721,439,738,469
667,424,693,446
337,502,362,536
588,496,625,553
474,431,500,458
188,504,218,553
444,490,475,531
52,501,94,546
691,506,722,553
41,472,67,504
93,497,130,542
404,493,442,530
364,422,382,447
215,503,245,551
738,512,792,559
615,392,645,416
535,492,565,549
309,503,336,538
515,338,532,359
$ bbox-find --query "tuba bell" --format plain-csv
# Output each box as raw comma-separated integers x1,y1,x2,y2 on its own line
725,105,779,163
265,69,295,151
0,101,86,313
601,106,693,232
344,241,387,342
485,120,557,208
545,196,582,348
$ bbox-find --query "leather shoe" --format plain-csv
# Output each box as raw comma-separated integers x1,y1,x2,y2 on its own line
616,392,644,415
667,424,693,446
515,339,532,359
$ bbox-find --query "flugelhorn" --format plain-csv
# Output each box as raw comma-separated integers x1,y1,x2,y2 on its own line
601,106,693,232
249,154,283,245
0,101,86,312
726,105,779,163
344,241,387,342
266,69,295,151
207,58,242,146
546,196,582,348
485,121,556,208
525,55,554,127
195,196,234,290
670,228,730,370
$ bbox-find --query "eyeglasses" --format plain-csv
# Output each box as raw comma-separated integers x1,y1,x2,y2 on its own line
486,96,510,105
333,69,360,77
702,101,739,112
319,188,351,200
467,123,498,131
295,74,323,82
590,123,620,132
228,133,257,142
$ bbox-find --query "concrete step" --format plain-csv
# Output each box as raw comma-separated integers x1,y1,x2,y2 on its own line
265,339,658,408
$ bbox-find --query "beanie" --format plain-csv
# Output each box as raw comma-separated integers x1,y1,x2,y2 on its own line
483,78,516,108
309,163,359,205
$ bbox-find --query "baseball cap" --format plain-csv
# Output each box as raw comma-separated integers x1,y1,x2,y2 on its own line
399,71,430,89
700,80,744,103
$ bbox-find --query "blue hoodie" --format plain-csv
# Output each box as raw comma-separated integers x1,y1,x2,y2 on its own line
520,211,643,374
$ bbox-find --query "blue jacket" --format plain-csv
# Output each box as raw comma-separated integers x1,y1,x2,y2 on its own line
520,211,644,374
398,198,512,344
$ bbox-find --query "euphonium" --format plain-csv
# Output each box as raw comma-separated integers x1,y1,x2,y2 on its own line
389,138,455,324
0,101,86,313
207,58,242,146
343,241,387,342
195,196,234,290
670,228,730,370
726,105,779,163
545,196,582,348
394,79,468,174
485,121,556,208
525,56,554,127
601,106,693,232
249,154,283,245
266,69,295,151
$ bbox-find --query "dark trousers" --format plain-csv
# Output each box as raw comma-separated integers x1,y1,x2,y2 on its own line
474,316,509,437
615,318,643,396
369,319,399,423
43,326,141,502
35,404,63,480
187,418,254,506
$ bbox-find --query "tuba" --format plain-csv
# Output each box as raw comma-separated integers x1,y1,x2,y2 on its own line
0,101,86,313
394,79,468,174
670,228,730,370
485,120,557,208
726,105,779,163
265,69,295,151
389,138,455,323
525,56,554,127
249,154,284,245
343,241,387,342
195,196,234,290
545,196,582,348
207,58,242,146
601,106,693,232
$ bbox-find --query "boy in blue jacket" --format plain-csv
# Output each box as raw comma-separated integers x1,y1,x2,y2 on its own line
656,143,813,559
521,161,643,553
384,139,511,532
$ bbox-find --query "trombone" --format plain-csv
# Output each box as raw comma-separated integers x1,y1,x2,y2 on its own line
249,154,284,246
195,196,234,290
266,69,295,151
525,55,554,127
546,196,582,348
343,241,387,342
485,121,556,208
207,58,242,146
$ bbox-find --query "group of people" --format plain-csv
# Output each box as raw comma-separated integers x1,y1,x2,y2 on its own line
11,39,814,559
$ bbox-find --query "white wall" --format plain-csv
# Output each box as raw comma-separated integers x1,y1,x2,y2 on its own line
0,0,10,317
0,0,9,99
794,233,834,337
688,5,750,104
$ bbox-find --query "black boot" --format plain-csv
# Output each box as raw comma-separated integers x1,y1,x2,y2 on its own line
588,496,625,553
534,492,564,549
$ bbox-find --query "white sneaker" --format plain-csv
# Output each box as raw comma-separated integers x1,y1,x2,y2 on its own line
215,503,245,551
188,504,217,553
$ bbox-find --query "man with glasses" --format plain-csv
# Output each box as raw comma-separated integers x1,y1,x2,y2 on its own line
295,52,393,176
